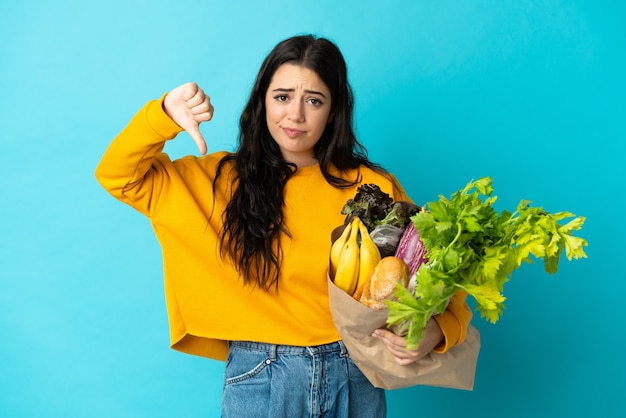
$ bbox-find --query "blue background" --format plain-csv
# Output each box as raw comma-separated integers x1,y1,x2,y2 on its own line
1,1,624,417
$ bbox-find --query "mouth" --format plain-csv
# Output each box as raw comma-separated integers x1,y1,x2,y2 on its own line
282,127,305,138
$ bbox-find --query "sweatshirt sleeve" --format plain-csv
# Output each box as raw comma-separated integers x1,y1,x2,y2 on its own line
432,290,473,353
94,95,183,216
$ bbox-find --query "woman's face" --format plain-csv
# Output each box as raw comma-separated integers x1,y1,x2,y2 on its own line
265,63,333,167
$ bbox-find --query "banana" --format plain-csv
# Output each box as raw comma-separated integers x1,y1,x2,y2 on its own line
329,222,352,279
333,217,361,295
354,219,382,299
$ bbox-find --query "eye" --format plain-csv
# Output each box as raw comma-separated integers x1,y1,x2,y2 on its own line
308,97,324,106
274,94,289,102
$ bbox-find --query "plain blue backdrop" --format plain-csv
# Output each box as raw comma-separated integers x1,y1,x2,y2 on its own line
1,1,624,417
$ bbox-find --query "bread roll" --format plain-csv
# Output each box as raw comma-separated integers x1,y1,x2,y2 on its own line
359,256,410,309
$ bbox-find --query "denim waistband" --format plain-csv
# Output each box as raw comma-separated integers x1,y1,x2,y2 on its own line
228,340,348,359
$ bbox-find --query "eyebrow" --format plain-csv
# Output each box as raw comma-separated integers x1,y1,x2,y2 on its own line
271,87,327,98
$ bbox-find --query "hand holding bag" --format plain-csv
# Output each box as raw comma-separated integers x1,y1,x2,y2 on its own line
328,276,480,390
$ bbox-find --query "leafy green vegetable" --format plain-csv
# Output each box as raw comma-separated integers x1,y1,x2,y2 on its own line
379,201,421,229
342,184,394,230
341,184,419,231
386,177,588,349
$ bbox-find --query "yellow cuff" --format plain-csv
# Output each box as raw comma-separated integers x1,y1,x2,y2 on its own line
432,290,472,353
144,94,184,139
432,310,461,353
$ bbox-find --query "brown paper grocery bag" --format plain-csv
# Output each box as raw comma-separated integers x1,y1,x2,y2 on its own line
328,276,480,390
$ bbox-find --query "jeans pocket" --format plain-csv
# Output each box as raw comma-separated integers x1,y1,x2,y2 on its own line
224,346,271,386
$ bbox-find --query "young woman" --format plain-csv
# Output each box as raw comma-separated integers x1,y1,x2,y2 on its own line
96,34,472,417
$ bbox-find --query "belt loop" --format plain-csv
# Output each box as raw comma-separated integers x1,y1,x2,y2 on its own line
338,340,348,357
269,344,277,361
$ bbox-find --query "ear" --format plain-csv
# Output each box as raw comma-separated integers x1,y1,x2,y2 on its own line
327,112,335,124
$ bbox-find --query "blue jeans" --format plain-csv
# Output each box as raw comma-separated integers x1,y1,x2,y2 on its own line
221,340,386,417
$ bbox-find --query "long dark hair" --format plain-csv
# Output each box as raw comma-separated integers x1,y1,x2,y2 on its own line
215,34,384,291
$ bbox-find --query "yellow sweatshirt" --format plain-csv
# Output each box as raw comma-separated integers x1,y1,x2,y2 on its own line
95,97,472,361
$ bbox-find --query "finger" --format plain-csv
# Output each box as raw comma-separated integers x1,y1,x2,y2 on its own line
186,124,207,155
373,333,404,356
393,356,419,366
373,329,404,347
182,82,200,101
186,90,207,109
194,111,214,124
381,339,417,358
385,345,419,365
386,344,424,363
190,103,214,121
373,329,426,362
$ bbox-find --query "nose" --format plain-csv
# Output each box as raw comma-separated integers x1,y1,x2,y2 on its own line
287,100,305,122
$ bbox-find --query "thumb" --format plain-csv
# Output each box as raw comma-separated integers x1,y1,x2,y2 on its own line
186,123,207,155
